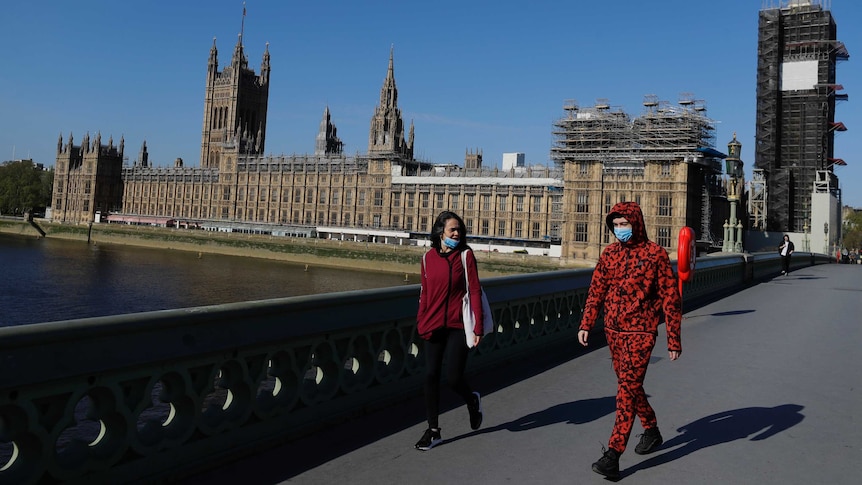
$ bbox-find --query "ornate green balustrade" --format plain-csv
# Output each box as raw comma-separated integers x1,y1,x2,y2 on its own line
0,252,830,483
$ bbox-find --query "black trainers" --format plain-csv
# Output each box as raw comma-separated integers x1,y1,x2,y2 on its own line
591,447,620,479
634,426,663,455
414,428,442,451
468,392,483,430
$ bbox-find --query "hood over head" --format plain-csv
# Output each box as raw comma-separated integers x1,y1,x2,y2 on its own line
606,201,648,244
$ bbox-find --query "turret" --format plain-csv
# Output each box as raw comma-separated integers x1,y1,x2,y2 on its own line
231,33,246,68
260,42,270,85
208,37,219,76
408,120,415,151
137,140,149,167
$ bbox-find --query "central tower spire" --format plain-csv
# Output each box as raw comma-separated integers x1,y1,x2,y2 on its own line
368,45,413,159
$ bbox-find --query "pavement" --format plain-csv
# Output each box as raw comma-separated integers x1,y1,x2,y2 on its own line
185,264,862,485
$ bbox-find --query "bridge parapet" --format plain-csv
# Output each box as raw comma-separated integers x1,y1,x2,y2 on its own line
0,252,830,483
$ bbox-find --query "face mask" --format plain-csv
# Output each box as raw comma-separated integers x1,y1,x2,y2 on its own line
614,227,633,243
443,237,459,249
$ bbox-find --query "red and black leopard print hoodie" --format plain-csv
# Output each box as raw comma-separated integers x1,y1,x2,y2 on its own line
579,201,682,352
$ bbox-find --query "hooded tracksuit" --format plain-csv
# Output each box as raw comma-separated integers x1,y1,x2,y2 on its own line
579,201,682,454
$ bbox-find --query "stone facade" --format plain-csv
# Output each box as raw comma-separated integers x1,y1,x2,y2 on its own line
51,30,730,264
52,132,124,224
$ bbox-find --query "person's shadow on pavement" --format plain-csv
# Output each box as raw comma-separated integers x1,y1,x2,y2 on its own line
622,404,805,478
445,395,616,445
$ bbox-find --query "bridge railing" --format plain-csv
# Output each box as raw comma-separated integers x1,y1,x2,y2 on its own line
0,252,830,483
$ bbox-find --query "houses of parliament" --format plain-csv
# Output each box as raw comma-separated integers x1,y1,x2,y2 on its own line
50,27,732,264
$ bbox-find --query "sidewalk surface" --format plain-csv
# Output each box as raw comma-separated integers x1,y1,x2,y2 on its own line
187,264,862,485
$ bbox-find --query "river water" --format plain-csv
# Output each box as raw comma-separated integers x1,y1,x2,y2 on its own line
0,233,414,327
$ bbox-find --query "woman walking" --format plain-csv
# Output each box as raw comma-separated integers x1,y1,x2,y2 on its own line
414,211,484,450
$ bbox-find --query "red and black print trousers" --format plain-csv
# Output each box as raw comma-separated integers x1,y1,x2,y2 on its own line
605,327,658,453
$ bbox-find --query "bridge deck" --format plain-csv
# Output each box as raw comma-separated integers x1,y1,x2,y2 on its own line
186,264,861,484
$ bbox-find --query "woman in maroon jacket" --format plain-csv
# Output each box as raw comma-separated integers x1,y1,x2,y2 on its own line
414,211,484,451
578,201,682,478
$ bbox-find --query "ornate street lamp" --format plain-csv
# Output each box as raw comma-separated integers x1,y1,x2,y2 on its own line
724,134,744,252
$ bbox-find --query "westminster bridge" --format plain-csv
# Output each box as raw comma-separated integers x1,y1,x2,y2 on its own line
2,251,859,484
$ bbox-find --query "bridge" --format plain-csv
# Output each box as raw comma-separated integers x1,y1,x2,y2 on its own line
1,252,858,483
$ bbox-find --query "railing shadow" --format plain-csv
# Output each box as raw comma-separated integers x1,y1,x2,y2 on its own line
685,309,756,320
179,338,607,484
622,404,805,478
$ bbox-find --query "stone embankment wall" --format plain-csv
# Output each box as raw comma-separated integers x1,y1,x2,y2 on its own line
0,219,575,276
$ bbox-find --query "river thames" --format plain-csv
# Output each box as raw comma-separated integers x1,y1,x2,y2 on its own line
0,233,415,327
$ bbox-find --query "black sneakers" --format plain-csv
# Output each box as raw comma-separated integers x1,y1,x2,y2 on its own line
634,426,663,455
468,392,483,430
591,447,620,479
414,428,442,451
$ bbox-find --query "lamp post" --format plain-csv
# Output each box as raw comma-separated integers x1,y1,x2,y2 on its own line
724,133,744,253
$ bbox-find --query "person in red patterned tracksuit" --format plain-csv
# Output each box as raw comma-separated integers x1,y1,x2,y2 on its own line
577,201,682,479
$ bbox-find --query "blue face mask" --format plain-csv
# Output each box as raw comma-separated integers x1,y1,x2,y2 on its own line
443,237,459,249
614,227,633,243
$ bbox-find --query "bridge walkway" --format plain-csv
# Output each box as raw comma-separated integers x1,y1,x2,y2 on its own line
186,264,861,484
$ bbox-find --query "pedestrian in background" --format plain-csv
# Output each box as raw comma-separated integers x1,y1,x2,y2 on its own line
414,211,484,451
578,201,682,479
779,234,794,274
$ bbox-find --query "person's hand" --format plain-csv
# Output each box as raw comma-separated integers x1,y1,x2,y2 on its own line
473,334,481,347
669,350,681,361
578,329,589,346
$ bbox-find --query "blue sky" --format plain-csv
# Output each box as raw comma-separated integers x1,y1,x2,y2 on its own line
2,0,861,207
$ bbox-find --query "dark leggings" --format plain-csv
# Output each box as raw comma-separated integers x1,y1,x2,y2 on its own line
423,327,474,429
782,255,791,273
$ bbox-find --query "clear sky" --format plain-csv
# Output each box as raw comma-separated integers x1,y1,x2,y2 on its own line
2,0,861,207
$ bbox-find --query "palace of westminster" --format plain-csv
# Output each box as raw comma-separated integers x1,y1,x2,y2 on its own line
51,28,734,264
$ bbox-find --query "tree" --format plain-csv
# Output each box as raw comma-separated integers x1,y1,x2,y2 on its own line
842,209,862,250
0,160,53,215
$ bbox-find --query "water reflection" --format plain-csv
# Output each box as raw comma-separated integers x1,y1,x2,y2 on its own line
0,234,413,327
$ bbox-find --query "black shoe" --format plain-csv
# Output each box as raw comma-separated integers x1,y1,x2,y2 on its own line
468,392,483,430
414,428,442,451
634,426,663,455
591,447,620,479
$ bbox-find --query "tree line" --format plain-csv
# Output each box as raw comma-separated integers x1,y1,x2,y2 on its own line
842,210,862,250
0,159,54,215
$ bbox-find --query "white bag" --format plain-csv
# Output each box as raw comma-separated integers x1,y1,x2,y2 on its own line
461,250,494,348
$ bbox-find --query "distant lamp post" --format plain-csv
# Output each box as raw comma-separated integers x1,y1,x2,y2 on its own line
724,133,744,253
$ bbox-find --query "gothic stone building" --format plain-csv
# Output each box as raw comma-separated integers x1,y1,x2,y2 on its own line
52,32,729,264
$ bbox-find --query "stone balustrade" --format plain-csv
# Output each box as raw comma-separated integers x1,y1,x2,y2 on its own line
0,252,830,483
